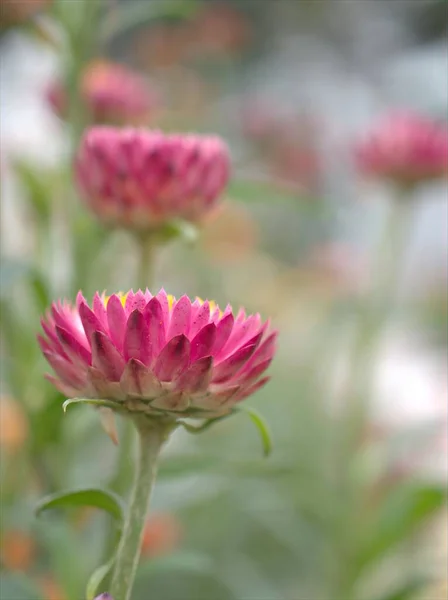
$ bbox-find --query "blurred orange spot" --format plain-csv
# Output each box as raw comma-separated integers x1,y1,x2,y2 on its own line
140,513,182,559
0,396,28,452
0,530,35,571
193,2,252,56
38,576,66,600
201,203,258,264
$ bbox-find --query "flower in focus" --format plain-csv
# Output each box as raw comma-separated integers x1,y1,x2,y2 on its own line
75,128,230,230
48,61,158,126
0,395,28,452
355,111,448,189
0,530,35,571
38,290,276,419
141,512,182,558
94,595,113,600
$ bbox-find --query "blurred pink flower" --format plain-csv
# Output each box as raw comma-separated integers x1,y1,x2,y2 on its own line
75,127,230,229
355,112,448,188
38,290,276,418
47,61,157,126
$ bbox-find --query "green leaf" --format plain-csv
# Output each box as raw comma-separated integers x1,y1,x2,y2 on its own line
35,487,125,526
357,482,447,573
232,406,273,457
86,556,116,600
63,397,118,412
13,160,53,222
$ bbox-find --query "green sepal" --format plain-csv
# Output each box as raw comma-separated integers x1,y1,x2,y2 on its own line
62,397,118,413
35,487,125,527
233,406,273,457
86,555,116,600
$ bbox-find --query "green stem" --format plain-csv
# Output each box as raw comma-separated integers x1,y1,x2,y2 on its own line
136,234,156,290
334,191,415,597
109,418,172,600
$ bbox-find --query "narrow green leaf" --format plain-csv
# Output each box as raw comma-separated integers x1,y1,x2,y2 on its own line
63,397,118,412
370,578,429,600
357,482,447,573
232,406,273,457
35,488,125,526
180,412,233,434
86,557,115,600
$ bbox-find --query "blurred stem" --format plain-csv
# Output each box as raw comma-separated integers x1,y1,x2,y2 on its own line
109,418,174,600
334,191,415,597
347,193,414,419
136,233,157,290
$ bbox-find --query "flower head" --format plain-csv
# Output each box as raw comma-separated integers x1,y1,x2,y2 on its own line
75,128,230,229
355,111,448,188
48,61,157,126
38,290,276,419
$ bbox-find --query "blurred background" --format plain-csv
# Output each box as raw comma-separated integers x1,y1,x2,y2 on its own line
1,1,447,599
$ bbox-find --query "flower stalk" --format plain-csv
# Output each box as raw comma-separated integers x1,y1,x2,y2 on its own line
109,417,175,600
136,233,156,291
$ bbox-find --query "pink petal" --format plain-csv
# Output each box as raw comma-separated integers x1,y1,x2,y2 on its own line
79,302,106,345
212,342,257,384
55,326,92,366
167,295,191,339
190,301,211,338
125,290,147,314
107,294,127,350
244,331,277,370
37,334,54,355
40,319,66,356
91,331,125,381
120,358,162,398
123,309,150,364
174,356,213,393
43,351,85,388
219,314,260,359
232,357,272,385
44,374,79,398
93,292,109,331
144,297,166,359
154,334,190,382
234,376,270,403
190,323,216,362
213,312,234,355
156,289,170,324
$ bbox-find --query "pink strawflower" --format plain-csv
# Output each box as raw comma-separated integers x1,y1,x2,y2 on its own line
38,290,276,418
47,61,157,126
75,127,230,229
355,111,448,188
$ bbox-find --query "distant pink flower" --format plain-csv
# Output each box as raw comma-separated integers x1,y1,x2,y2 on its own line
355,112,448,188
38,290,276,418
47,61,157,126
75,127,230,229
